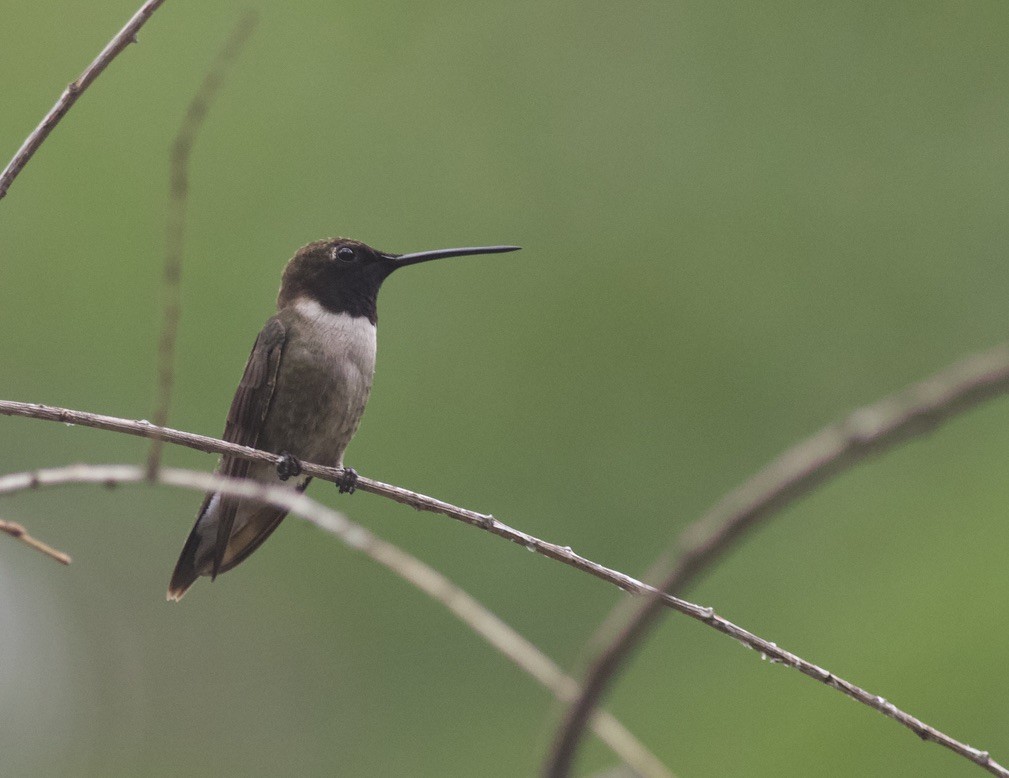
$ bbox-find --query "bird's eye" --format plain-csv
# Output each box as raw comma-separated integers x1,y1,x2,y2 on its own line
335,245,356,262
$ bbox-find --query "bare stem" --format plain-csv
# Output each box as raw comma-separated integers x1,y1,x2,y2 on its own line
0,463,672,778
147,12,257,476
1,399,1007,776
0,518,71,565
0,0,168,200
546,343,1009,777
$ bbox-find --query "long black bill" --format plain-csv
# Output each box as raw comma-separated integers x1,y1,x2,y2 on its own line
388,244,521,267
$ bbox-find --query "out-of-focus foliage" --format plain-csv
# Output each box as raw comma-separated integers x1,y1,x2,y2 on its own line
3,3,1009,776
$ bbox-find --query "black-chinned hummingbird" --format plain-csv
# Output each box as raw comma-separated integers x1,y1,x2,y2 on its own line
167,237,519,600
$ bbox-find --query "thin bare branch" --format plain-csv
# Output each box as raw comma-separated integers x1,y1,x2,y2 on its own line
547,343,1009,777
1,402,1008,775
0,0,168,200
0,518,71,565
367,541,676,778
147,12,257,476
0,463,672,778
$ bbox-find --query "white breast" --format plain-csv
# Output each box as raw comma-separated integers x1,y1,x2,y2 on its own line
293,297,377,375
276,297,378,466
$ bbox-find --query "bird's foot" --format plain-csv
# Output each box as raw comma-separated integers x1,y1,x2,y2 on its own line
337,467,358,494
276,452,302,482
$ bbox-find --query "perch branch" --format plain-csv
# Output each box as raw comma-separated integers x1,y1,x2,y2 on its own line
0,0,168,200
1,401,1007,776
147,12,257,475
0,463,672,778
547,343,1009,776
0,518,71,565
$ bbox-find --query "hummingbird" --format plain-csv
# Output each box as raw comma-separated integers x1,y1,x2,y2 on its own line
167,237,519,601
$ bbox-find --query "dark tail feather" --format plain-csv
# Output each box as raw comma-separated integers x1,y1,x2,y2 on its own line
166,478,311,601
167,516,206,602
216,478,312,574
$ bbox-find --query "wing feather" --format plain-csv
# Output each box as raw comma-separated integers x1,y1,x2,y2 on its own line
210,316,287,577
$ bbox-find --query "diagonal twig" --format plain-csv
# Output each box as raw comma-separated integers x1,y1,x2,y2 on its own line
0,0,168,200
0,518,72,565
1,399,1008,776
546,344,1009,776
147,12,257,476
0,462,673,778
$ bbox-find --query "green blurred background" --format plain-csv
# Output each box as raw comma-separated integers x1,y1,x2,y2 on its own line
3,2,1009,776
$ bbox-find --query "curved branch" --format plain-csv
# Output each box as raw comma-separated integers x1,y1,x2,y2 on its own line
0,463,672,778
2,400,1007,776
0,0,168,200
547,343,1009,777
